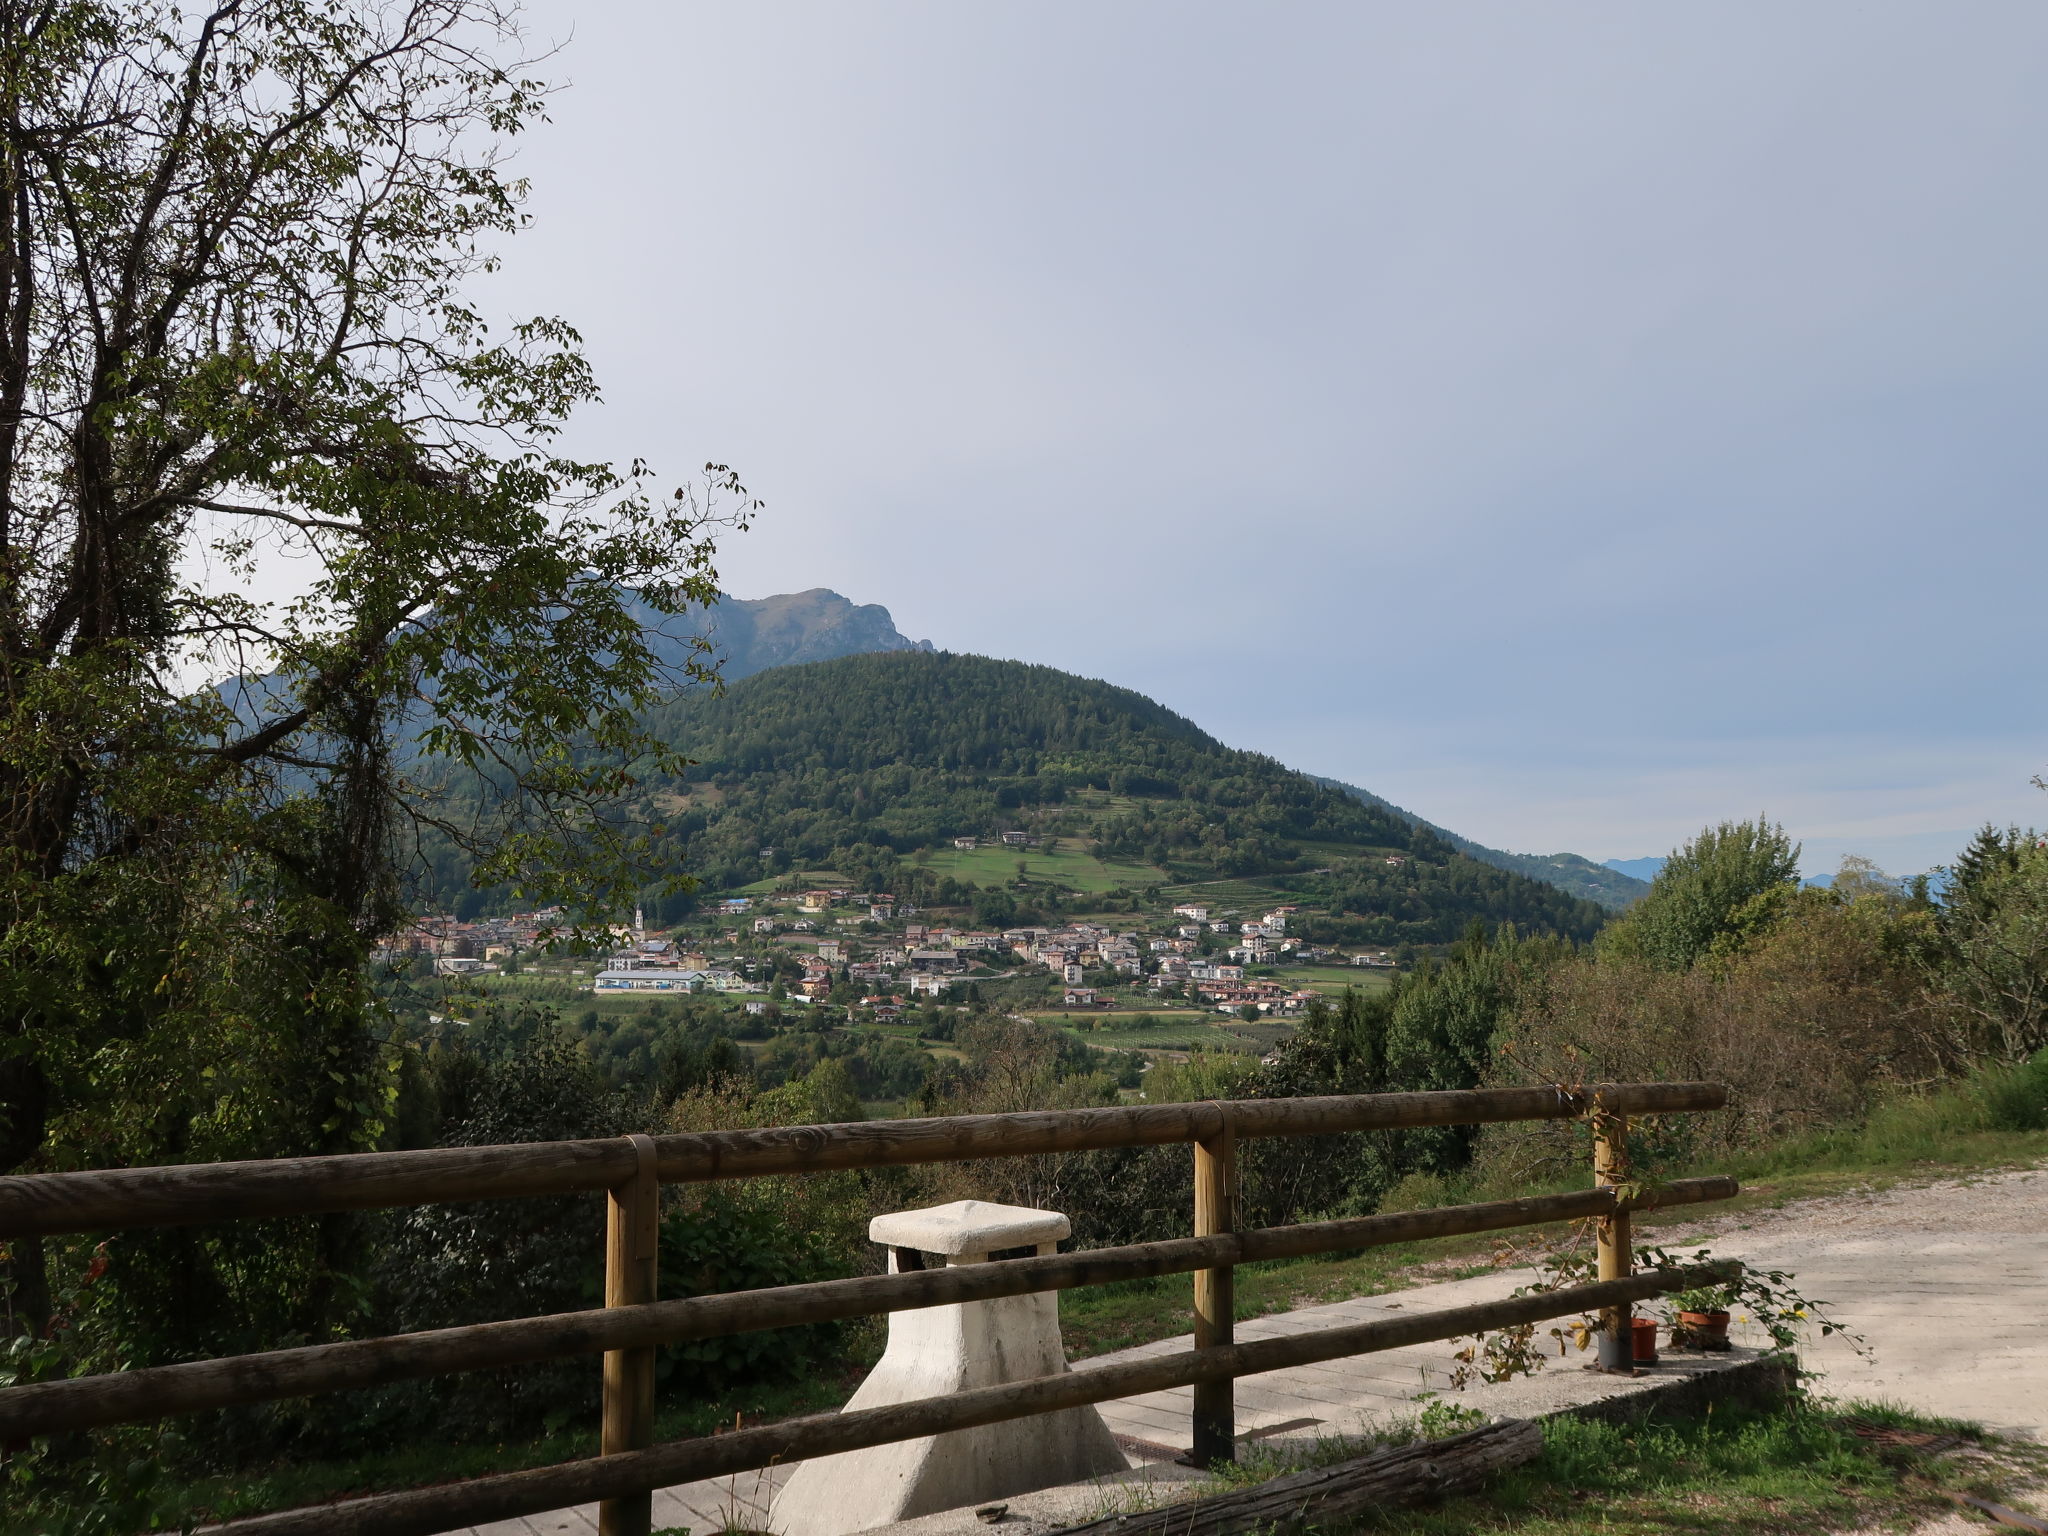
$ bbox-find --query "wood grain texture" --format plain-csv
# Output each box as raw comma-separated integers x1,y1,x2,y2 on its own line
204,1264,1738,1536
0,1084,1726,1240
1191,1109,1239,1467
1047,1418,1545,1536
0,1176,1737,1439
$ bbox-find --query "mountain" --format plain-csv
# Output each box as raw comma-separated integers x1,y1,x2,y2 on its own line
579,651,1611,946
634,587,932,684
1312,777,1652,910
1600,856,1667,883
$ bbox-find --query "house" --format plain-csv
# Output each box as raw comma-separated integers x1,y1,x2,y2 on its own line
869,903,894,920
1063,963,1085,985
817,940,843,963
909,949,963,974
1210,921,1233,933
592,965,703,993
907,972,951,998
905,924,928,945
787,919,817,934
797,977,831,1001
1172,904,1210,921
1000,831,1031,846
953,836,978,850
743,999,772,1016
436,956,487,975
1384,856,1406,867
753,916,777,934
718,897,753,914
1062,987,1098,1007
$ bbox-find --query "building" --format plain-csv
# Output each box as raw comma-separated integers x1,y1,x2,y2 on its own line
754,916,777,934
817,940,844,963
1062,986,1098,1007
907,972,951,998
1172,904,1210,921
592,965,703,993
909,949,964,974
953,836,978,850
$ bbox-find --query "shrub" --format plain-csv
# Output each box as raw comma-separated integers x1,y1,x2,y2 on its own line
1980,1048,2048,1132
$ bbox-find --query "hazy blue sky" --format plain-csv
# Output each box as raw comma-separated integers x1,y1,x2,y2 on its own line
478,2,2047,875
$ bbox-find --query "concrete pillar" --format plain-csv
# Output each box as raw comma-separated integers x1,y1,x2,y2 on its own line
770,1200,1129,1536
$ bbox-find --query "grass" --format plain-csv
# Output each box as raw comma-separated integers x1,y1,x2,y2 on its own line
1285,965,1397,997
912,843,1167,894
64,1373,859,1533
1231,1399,2042,1536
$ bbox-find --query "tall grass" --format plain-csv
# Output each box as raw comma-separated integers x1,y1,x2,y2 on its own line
1728,1050,2048,1181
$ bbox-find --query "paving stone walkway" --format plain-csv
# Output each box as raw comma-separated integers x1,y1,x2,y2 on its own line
462,1164,2048,1536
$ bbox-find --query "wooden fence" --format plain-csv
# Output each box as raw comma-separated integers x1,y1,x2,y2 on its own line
0,1082,1735,1536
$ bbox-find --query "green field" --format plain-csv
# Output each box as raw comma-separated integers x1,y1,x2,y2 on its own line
913,843,1165,894
1282,964,1398,998
1038,1010,1263,1053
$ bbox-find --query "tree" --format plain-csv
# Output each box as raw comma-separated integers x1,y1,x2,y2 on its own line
1936,832,2048,1065
0,1,747,1338
1610,819,1801,970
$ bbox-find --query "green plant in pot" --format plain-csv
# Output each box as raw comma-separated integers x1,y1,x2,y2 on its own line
1667,1284,1735,1351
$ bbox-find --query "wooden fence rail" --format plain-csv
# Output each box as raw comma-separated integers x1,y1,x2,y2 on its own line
208,1264,1738,1536
0,1083,1723,1239
0,1177,1737,1439
0,1082,1735,1536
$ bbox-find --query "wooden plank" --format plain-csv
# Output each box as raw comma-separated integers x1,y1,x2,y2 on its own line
202,1264,1735,1536
598,1136,659,1536
0,1084,1727,1239
0,1177,1737,1438
1190,1109,1238,1467
1045,1418,1544,1536
1593,1109,1632,1371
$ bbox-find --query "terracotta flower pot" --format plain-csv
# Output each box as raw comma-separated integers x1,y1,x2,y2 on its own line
1677,1309,1732,1351
1631,1315,1660,1363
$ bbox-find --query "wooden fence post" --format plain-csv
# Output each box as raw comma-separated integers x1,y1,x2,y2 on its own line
1190,1104,1238,1466
1592,1107,1632,1373
600,1134,661,1536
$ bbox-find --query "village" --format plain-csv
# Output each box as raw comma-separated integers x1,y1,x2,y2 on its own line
388,860,1401,1029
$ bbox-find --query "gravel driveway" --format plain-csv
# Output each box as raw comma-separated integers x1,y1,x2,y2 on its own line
1652,1163,2048,1439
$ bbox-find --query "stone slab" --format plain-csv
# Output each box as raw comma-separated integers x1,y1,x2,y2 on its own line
871,1201,1072,1257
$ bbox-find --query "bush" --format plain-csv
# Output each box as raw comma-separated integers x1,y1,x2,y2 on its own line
1980,1048,2048,1132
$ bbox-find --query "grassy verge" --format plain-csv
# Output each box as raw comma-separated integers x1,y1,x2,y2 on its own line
1212,1399,2043,1535
106,1372,860,1531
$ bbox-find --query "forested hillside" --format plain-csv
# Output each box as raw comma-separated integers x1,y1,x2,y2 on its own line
451,651,1607,944
1309,775,1652,909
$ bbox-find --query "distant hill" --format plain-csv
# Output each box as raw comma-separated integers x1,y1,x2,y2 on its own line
1601,856,1667,883
1311,777,1652,910
562,651,1611,945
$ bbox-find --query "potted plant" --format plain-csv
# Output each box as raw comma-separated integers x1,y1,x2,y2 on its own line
1667,1285,1733,1351
1630,1314,1660,1364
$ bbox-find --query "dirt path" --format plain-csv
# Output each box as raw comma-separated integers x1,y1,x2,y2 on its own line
1649,1163,2048,1439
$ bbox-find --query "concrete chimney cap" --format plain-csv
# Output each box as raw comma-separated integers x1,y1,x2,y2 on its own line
869,1199,1070,1255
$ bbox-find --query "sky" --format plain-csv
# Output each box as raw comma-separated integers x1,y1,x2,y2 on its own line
463,1,2048,877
